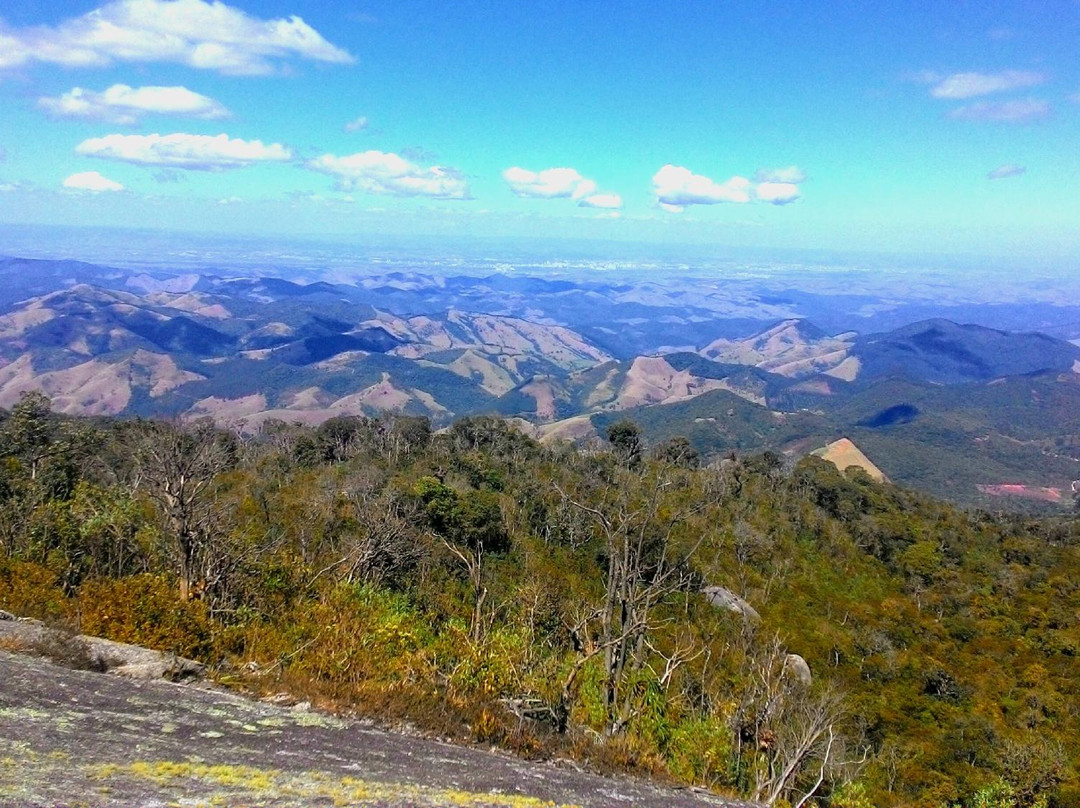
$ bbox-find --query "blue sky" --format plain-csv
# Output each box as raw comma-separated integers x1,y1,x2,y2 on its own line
1,0,1078,258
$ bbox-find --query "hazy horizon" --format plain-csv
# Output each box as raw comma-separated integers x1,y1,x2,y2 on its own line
4,221,1079,280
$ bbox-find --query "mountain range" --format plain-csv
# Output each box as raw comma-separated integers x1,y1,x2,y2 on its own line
0,256,1077,508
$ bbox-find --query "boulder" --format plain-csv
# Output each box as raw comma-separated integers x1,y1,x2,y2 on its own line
702,586,761,623
784,653,812,686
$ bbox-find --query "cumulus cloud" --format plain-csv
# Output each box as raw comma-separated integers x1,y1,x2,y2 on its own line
0,182,18,192
503,167,597,200
948,98,1049,123
578,193,623,210
987,164,1026,180
754,165,807,184
755,182,801,205
217,195,241,204
76,132,292,170
307,150,470,199
0,0,353,76
62,170,125,192
38,84,228,124
343,116,369,133
652,164,752,206
654,164,807,208
929,70,1045,99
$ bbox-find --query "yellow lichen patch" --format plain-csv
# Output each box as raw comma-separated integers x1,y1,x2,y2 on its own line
87,760,582,807
105,760,278,791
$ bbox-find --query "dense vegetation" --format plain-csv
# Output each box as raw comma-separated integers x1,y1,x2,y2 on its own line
1,392,1079,807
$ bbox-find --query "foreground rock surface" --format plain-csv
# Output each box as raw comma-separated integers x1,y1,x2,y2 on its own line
0,651,755,807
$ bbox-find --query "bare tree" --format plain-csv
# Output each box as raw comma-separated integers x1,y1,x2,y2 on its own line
554,464,711,735
307,489,424,590
735,635,863,807
130,420,235,601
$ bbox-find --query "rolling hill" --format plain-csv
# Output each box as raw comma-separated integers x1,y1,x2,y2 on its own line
700,318,856,378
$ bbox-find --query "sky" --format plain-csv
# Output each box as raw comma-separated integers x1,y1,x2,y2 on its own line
1,0,1078,259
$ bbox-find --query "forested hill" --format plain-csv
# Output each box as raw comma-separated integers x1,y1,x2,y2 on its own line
1,391,1079,807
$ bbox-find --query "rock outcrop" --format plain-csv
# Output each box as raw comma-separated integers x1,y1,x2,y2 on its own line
0,616,204,681
702,586,761,623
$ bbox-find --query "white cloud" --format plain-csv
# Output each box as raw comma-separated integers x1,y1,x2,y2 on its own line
755,182,801,205
217,195,241,204
930,70,1045,99
654,165,808,208
307,150,471,199
652,164,752,206
578,193,623,210
0,32,31,72
343,116,369,133
62,170,125,192
38,84,228,124
948,98,1049,123
987,164,1026,180
0,0,352,76
0,182,18,192
76,132,292,170
754,165,807,184
503,166,597,200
